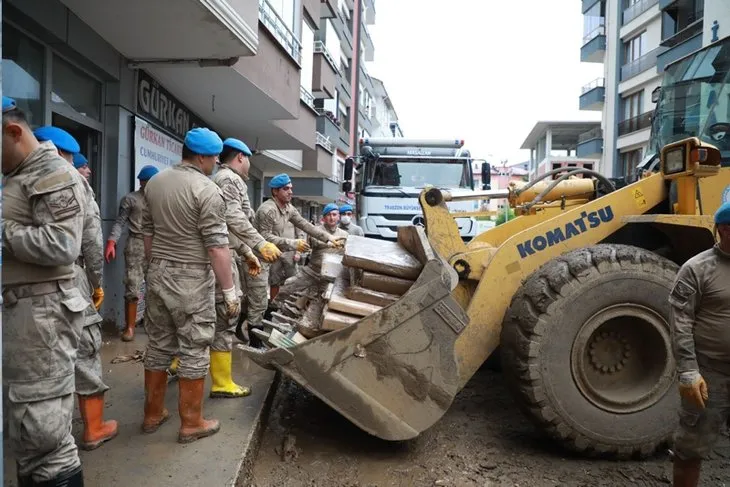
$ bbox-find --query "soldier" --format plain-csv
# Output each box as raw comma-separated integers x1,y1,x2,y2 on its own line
669,201,730,487
105,165,160,341
268,220,304,301
338,203,364,236
38,128,119,451
209,137,282,398
3,97,87,484
246,174,346,332
140,127,239,444
72,152,92,181
275,203,349,305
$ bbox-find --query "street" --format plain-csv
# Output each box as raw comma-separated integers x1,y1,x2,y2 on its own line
250,365,730,487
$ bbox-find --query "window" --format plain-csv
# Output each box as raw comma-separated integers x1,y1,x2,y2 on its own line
300,21,315,92
624,31,647,63
661,0,704,42
325,20,342,62
623,90,644,120
51,56,102,121
268,0,297,35
2,23,44,126
583,1,605,42
622,148,643,178
324,88,339,115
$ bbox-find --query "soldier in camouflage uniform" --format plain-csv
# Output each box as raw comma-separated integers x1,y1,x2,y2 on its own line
268,220,304,301
338,203,364,236
275,203,349,305
669,201,730,487
141,127,239,444
247,174,346,331
105,164,159,341
208,137,282,398
2,97,87,485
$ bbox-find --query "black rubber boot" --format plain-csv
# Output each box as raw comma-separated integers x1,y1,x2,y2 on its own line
34,465,84,486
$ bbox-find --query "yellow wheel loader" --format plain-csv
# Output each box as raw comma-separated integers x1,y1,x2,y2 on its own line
242,36,730,458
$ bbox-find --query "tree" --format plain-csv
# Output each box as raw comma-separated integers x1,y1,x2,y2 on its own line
495,208,516,226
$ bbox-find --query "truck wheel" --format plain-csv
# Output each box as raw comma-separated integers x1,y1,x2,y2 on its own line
500,244,679,459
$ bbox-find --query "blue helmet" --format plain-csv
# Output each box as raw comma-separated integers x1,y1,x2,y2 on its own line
34,126,80,154
269,173,292,189
72,152,88,169
715,201,730,225
322,203,339,217
137,165,160,181
184,127,223,156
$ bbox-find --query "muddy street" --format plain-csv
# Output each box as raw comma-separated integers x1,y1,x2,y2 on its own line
249,365,730,487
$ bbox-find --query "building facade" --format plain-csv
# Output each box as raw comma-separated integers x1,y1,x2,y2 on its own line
580,0,730,180
370,77,404,137
523,121,602,180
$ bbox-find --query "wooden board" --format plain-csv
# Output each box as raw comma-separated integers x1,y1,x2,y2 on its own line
346,286,400,307
397,226,435,265
361,271,414,295
321,309,361,331
342,235,423,280
328,295,383,317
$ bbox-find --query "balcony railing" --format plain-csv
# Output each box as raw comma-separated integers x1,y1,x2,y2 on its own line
661,16,703,48
621,47,658,80
578,127,603,144
583,24,605,44
581,77,605,94
314,40,341,75
316,132,334,153
622,0,658,25
259,0,302,64
300,86,315,109
618,111,653,136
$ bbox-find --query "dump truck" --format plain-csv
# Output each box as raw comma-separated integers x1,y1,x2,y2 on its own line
241,35,730,458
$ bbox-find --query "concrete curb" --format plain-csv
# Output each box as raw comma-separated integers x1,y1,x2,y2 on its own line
234,370,282,487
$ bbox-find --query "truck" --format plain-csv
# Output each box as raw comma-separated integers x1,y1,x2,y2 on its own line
242,35,730,459
348,138,489,241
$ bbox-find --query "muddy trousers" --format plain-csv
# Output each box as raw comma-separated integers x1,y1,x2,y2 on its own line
213,252,242,351
75,323,110,396
3,282,85,482
274,268,323,306
123,235,148,302
245,262,270,329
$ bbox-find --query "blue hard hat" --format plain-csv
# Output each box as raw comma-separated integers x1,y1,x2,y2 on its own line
715,201,730,225
339,204,353,213
72,152,88,169
322,203,339,216
184,127,223,156
34,126,81,154
223,137,252,157
269,173,292,189
2,96,17,113
137,165,160,181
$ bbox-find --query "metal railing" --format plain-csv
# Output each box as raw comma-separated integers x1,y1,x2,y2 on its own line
578,127,603,144
581,77,605,94
259,0,302,64
314,41,341,74
622,0,658,25
661,15,703,48
621,47,658,81
316,131,334,153
583,24,605,44
618,111,653,136
300,86,315,109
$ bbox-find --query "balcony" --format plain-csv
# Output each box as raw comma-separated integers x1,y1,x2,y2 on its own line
658,0,677,9
312,41,339,98
259,0,302,65
300,86,315,110
362,25,375,62
577,128,603,158
657,22,703,72
581,26,606,63
316,110,341,141
579,78,605,111
302,0,320,23
623,0,658,25
583,0,602,13
303,132,336,177
618,111,653,136
321,0,337,18
621,48,658,80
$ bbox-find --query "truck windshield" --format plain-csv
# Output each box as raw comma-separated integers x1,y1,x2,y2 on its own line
652,37,730,155
365,159,471,189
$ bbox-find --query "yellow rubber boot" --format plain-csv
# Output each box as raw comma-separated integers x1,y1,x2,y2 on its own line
209,350,251,399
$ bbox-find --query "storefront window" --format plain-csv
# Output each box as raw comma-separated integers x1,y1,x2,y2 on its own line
2,23,44,126
51,55,102,121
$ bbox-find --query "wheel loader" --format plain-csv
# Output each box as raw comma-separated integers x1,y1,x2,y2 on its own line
241,36,730,458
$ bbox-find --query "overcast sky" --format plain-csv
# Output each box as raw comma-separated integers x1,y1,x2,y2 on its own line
366,1,604,165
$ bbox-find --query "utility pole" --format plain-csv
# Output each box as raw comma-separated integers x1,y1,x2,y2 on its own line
348,0,363,157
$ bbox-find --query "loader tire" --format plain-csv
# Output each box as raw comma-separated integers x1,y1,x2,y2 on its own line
500,244,680,459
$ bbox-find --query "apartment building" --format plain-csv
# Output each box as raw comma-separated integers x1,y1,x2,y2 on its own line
579,0,730,180
370,76,405,137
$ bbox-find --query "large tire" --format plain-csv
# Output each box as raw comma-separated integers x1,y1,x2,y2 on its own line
500,244,680,459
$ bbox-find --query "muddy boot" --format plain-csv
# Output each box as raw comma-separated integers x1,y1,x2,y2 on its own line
673,458,701,487
39,465,84,486
77,394,118,450
121,300,137,342
142,369,170,433
209,350,251,399
177,377,220,443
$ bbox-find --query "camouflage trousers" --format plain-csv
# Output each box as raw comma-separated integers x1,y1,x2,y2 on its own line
123,235,148,302
73,265,108,396
2,280,86,481
269,251,298,287
245,261,270,328
673,356,730,460
213,249,243,351
74,264,102,327
274,267,325,306
143,259,216,379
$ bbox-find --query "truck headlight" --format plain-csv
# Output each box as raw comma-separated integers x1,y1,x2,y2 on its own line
663,146,685,175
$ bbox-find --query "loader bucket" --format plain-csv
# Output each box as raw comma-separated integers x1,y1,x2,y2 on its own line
239,227,468,441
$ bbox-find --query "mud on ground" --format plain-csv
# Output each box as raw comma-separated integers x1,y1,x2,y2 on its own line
250,366,730,487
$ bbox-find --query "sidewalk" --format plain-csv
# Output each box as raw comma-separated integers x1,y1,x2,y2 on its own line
3,327,277,487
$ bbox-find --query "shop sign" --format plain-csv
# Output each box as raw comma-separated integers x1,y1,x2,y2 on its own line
133,117,182,190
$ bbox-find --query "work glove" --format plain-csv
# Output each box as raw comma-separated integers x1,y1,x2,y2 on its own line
104,240,116,263
327,236,347,249
244,251,262,277
256,241,282,263
92,287,105,310
295,239,311,253
679,371,708,409
222,287,241,319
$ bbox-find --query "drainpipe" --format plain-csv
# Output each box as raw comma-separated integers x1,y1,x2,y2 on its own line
348,0,363,156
